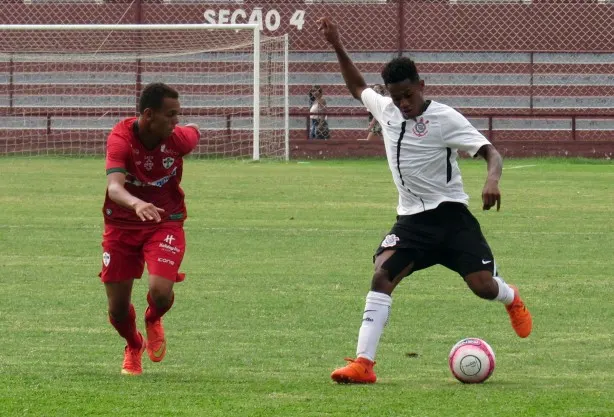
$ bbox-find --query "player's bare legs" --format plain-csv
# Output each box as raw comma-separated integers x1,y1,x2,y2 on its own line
331,250,413,383
371,249,412,294
463,271,499,300
464,271,532,338
105,279,146,375
145,275,175,362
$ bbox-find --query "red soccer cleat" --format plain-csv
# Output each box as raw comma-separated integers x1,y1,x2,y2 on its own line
121,333,146,376
331,357,377,384
145,317,167,362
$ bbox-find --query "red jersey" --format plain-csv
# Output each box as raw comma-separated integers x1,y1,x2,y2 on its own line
103,117,200,228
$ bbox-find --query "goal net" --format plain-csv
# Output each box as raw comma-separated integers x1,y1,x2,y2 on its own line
0,24,289,160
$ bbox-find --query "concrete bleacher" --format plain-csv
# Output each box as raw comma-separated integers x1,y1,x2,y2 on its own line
2,50,614,157
290,51,614,157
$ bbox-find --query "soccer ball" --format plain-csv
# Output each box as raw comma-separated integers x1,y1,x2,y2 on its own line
448,338,496,384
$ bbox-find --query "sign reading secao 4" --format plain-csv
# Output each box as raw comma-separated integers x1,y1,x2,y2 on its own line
203,7,306,32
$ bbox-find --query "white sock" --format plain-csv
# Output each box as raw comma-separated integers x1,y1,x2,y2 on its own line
356,291,392,362
493,275,515,305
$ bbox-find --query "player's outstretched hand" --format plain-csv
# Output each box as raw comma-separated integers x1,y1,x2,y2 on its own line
482,180,501,211
317,17,340,46
134,201,165,222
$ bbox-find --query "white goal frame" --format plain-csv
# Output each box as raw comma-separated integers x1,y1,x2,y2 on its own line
0,23,289,161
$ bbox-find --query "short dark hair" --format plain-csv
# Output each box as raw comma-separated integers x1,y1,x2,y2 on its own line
138,83,179,114
381,57,420,85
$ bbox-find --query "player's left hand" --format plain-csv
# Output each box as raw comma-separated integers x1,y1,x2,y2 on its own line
482,179,501,211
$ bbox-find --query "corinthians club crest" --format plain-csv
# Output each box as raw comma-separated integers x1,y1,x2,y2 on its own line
381,234,400,248
412,117,429,137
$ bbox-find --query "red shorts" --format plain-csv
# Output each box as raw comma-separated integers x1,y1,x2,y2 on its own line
99,222,186,283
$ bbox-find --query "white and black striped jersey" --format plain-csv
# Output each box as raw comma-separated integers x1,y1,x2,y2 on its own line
361,88,491,216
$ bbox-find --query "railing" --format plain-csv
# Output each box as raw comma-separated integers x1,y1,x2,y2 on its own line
292,111,614,142
4,109,614,143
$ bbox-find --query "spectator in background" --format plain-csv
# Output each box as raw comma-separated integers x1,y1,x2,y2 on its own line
308,86,316,107
364,84,387,141
309,85,329,139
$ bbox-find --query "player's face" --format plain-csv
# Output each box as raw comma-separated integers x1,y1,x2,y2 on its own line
386,79,425,119
148,97,180,139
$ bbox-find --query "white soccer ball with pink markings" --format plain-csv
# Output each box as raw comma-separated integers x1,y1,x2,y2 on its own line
448,338,496,384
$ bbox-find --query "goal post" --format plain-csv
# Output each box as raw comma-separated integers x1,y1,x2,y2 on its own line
0,23,289,160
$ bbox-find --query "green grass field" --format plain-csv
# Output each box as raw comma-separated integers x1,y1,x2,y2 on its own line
1,157,613,417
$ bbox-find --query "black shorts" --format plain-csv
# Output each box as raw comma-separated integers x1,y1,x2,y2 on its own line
374,202,496,278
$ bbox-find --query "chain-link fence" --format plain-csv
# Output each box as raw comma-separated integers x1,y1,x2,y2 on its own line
2,0,614,156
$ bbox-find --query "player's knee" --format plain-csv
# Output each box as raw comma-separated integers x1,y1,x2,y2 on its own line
149,286,173,307
464,272,498,300
108,305,131,322
370,269,394,294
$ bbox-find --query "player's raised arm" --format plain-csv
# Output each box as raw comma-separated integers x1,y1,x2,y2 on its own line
317,18,367,101
476,144,503,211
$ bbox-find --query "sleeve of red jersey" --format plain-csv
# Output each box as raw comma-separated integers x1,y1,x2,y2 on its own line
174,125,201,156
105,132,131,174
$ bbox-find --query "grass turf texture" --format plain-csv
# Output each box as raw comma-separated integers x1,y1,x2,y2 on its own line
0,157,613,417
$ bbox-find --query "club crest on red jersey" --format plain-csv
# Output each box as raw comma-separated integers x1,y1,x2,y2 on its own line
412,117,429,137
102,251,111,267
163,157,174,169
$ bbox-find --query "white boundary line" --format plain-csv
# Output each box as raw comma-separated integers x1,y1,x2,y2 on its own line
503,164,537,170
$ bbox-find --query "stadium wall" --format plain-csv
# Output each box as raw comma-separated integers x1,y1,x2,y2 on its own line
1,0,613,159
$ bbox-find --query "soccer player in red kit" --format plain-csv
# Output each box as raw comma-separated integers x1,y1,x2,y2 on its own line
100,83,200,375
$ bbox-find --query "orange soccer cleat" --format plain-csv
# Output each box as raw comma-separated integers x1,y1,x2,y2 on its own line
331,357,377,384
506,285,533,338
121,333,146,376
145,317,167,362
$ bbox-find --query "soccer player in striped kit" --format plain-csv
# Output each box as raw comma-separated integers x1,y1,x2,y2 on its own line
318,18,532,384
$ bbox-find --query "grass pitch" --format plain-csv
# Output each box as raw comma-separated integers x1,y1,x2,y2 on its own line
0,157,613,417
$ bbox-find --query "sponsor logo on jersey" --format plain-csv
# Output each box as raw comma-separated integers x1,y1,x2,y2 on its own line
157,257,175,266
412,117,429,137
125,167,178,188
381,234,400,248
159,243,181,254
161,144,179,156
